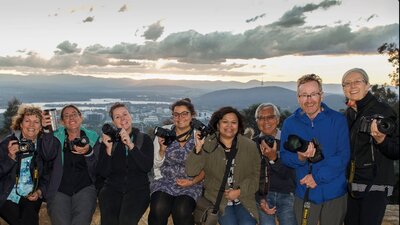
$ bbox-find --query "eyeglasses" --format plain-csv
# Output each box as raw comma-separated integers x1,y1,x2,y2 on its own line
257,115,277,122
298,92,322,100
342,79,365,88
63,113,80,120
172,111,190,119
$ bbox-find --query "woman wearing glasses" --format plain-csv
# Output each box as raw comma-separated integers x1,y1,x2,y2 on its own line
149,98,204,225
0,105,59,225
45,105,99,225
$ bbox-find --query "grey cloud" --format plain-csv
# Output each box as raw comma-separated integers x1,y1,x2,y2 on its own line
366,14,378,22
246,13,266,23
83,16,94,23
142,21,164,41
0,53,47,68
54,41,81,55
274,0,341,27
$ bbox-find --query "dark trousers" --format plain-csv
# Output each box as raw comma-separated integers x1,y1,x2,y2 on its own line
344,191,388,225
0,198,42,225
98,186,150,225
148,191,196,225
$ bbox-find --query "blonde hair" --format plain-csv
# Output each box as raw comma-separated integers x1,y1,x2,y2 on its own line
11,105,42,131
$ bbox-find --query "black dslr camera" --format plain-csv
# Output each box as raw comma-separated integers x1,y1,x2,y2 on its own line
257,135,275,148
191,118,213,139
18,138,35,154
359,114,395,135
102,123,121,142
154,126,176,146
284,134,324,163
67,136,89,150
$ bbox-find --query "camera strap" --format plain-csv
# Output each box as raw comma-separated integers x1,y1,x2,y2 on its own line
301,163,313,225
15,143,39,198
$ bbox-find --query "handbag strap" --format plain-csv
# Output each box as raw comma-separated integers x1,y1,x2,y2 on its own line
212,136,238,214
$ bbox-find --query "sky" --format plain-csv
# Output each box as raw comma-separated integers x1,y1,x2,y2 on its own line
0,0,398,84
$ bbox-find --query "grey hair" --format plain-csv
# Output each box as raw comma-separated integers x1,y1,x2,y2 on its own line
255,103,281,119
342,68,369,84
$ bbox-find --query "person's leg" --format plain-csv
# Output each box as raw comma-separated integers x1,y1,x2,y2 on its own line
258,193,276,225
98,186,122,225
171,195,196,225
46,192,72,225
320,194,347,225
293,196,320,225
219,205,238,225
0,200,21,225
235,204,257,225
359,191,388,225
148,191,174,225
275,193,296,225
119,187,150,225
71,185,97,225
344,194,361,225
19,198,42,225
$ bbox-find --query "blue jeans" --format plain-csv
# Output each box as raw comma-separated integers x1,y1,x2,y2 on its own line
257,192,296,225
219,204,257,225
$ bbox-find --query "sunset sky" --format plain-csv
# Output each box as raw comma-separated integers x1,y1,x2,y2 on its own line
0,0,398,84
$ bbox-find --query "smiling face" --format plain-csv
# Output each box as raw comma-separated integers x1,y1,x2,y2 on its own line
172,105,193,132
112,106,132,132
61,106,83,131
297,80,323,120
342,71,370,102
20,114,41,140
217,112,239,139
256,107,279,136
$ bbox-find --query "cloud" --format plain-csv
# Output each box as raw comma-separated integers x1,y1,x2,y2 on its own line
246,13,266,23
273,0,341,27
83,16,94,23
366,14,378,22
142,21,165,41
118,4,127,12
54,41,81,55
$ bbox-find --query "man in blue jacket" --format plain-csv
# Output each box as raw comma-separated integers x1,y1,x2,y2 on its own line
280,74,350,225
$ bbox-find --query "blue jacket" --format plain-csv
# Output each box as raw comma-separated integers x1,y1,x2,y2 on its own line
280,102,350,204
44,126,99,199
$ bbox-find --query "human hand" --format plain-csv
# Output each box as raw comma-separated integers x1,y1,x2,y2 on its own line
224,189,240,201
8,140,19,160
176,178,194,188
260,140,277,161
41,112,52,129
260,199,276,215
102,134,113,156
194,132,205,154
300,174,317,189
370,120,386,144
119,129,134,150
27,189,41,201
297,142,316,161
71,144,90,155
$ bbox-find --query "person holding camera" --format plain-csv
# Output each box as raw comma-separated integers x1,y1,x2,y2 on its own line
148,98,204,225
186,106,260,225
280,74,350,225
0,105,59,225
341,68,399,225
97,102,154,225
253,103,296,225
44,105,99,225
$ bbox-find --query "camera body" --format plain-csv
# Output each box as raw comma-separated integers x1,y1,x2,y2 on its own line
154,126,176,146
67,136,89,150
102,123,121,142
191,119,213,139
257,135,275,148
18,138,35,154
359,114,395,135
284,134,324,163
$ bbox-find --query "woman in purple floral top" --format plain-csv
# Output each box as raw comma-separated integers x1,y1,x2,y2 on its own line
149,98,204,225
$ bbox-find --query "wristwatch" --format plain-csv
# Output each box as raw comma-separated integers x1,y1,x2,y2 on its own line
269,158,277,165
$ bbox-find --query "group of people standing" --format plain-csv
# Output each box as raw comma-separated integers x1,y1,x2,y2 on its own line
0,67,398,225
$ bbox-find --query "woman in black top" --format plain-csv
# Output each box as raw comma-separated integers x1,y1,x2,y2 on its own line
97,102,154,225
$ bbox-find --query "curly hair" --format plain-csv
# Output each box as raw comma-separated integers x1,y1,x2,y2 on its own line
208,106,245,135
11,105,43,131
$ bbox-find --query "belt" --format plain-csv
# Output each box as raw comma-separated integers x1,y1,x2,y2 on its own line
351,183,393,196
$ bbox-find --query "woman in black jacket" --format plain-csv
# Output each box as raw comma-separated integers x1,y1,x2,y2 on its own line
342,68,399,225
97,102,154,225
0,105,59,225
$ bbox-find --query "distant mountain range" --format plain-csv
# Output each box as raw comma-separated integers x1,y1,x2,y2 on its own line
0,74,347,111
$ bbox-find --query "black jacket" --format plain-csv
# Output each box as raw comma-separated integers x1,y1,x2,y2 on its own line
96,128,154,193
345,92,399,186
0,132,60,206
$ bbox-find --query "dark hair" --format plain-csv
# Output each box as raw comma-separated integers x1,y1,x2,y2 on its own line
170,98,196,116
60,104,81,120
109,102,128,119
209,106,245,135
